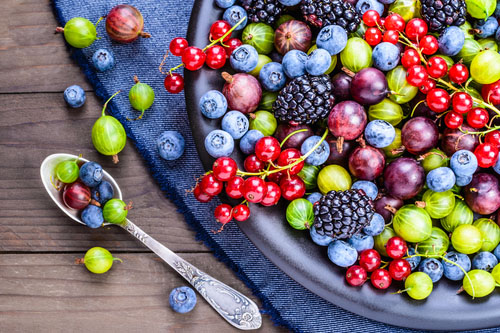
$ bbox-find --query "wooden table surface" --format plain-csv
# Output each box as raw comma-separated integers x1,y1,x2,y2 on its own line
0,1,286,332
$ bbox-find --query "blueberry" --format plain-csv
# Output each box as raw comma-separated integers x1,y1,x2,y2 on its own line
230,45,258,72
450,150,478,177
81,205,104,228
363,213,385,236
91,181,114,205
259,62,286,92
472,252,498,272
496,27,500,42
278,0,302,5
348,233,374,253
364,120,396,148
372,42,400,71
199,90,227,119
305,48,332,76
418,258,444,283
282,50,307,78
442,251,471,281
222,5,247,30
495,1,500,18
157,130,185,160
474,17,498,38
64,85,86,108
316,25,348,56
300,136,330,166
405,247,421,271
169,286,197,313
310,226,333,246
79,161,103,187
351,180,378,200
215,0,236,8
205,130,234,158
426,167,456,192
456,174,473,187
239,129,264,154
494,244,500,261
355,0,384,15
92,49,115,72
378,0,395,4
221,111,249,139
493,155,500,175
438,26,465,56
327,240,358,267
306,192,323,204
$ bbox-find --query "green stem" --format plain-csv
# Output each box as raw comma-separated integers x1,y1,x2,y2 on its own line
113,257,123,263
101,91,121,117
280,129,308,148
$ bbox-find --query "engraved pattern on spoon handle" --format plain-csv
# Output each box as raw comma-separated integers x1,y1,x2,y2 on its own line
121,219,262,330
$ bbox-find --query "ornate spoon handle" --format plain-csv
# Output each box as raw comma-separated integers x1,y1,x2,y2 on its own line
121,219,262,330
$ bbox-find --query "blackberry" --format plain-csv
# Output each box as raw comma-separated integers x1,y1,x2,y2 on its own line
241,0,284,25
420,0,467,32
273,74,334,125
300,0,360,33
313,190,374,239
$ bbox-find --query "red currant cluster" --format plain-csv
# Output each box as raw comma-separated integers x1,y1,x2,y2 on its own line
346,236,411,289
362,10,407,46
162,18,245,94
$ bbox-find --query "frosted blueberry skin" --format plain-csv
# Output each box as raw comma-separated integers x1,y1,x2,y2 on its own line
356,0,384,15
348,233,374,253
223,5,248,30
305,48,331,76
316,25,347,55
352,181,378,200
169,286,197,313
418,258,444,283
230,45,259,72
328,240,358,267
205,130,234,158
363,213,385,236
278,0,302,5
81,205,104,229
426,167,456,192
79,161,103,187
442,251,471,281
157,130,185,161
310,226,333,246
199,90,227,119
450,150,478,177
306,192,323,205
438,26,465,56
215,0,236,8
92,49,115,72
405,247,421,271
64,85,86,108
240,129,264,155
456,174,473,187
301,136,330,166
472,252,499,272
494,244,500,261
91,181,114,205
221,110,249,139
364,120,396,148
259,62,286,92
372,42,400,71
282,50,307,79
474,17,499,38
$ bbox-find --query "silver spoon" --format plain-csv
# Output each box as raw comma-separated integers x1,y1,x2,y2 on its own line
40,153,262,330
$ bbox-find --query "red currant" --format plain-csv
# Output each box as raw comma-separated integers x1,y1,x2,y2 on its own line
200,174,223,196
267,166,285,184
209,20,232,42
365,27,382,46
419,79,436,94
242,176,267,203
359,249,381,272
362,10,380,27
244,154,264,172
452,92,473,114
223,38,243,58
401,49,421,69
419,35,439,55
226,176,245,199
426,88,450,113
279,175,306,201
383,30,399,44
474,143,499,168
205,45,226,69
371,269,392,290
346,265,368,287
232,204,250,222
449,63,469,85
405,18,428,41
384,13,405,31
261,182,281,206
482,80,500,105
169,37,188,56
277,148,304,175
406,65,428,86
182,46,206,71
444,111,463,129
385,236,408,259
255,136,281,162
212,157,237,181
485,130,500,149
467,107,489,129
193,184,212,203
214,204,232,224
164,73,184,94
388,259,412,281
426,56,448,78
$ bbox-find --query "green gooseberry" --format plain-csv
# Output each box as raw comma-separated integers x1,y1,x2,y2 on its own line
298,164,320,190
404,272,433,300
470,49,500,84
249,110,277,136
478,38,498,52
382,128,404,159
387,66,418,104
458,22,475,39
421,148,449,173
463,270,495,298
455,39,482,65
274,14,295,29
393,204,432,243
374,227,396,257
103,198,130,224
92,91,127,164
317,165,352,194
55,159,79,183
258,91,278,111
465,0,496,18
286,198,314,230
389,0,421,21
416,227,450,257
440,199,473,232
340,37,372,73
451,224,483,254
435,55,454,68
81,246,121,274
420,189,455,219
58,17,100,48
129,76,155,120
350,22,368,39
473,218,500,252
308,45,337,75
248,55,272,77
492,264,500,284
242,23,275,54
368,98,404,126
463,86,484,108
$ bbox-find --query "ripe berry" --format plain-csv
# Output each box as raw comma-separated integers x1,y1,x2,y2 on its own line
362,10,380,27
200,174,223,196
426,88,450,113
260,182,281,206
182,46,206,71
169,37,188,56
365,27,382,46
449,63,469,84
214,204,232,224
267,166,285,184
205,45,226,69
405,18,428,41
244,154,264,172
389,259,412,281
419,35,438,55
223,38,242,58
467,107,489,128
401,49,421,68
279,175,306,201
482,80,500,105
384,13,405,31
212,157,237,181
346,265,368,287
474,143,499,168
452,92,473,114
193,184,212,203
359,249,381,272
426,56,448,78
383,30,399,44
277,148,304,175
385,236,408,259
419,79,436,94
164,73,184,94
406,65,428,86
371,269,392,289
232,204,250,222
255,137,281,162
226,176,245,199
485,130,500,149
210,20,232,42
444,111,463,129
242,176,267,203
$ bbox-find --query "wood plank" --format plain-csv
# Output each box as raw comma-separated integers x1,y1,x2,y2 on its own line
0,92,208,252
0,253,284,332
